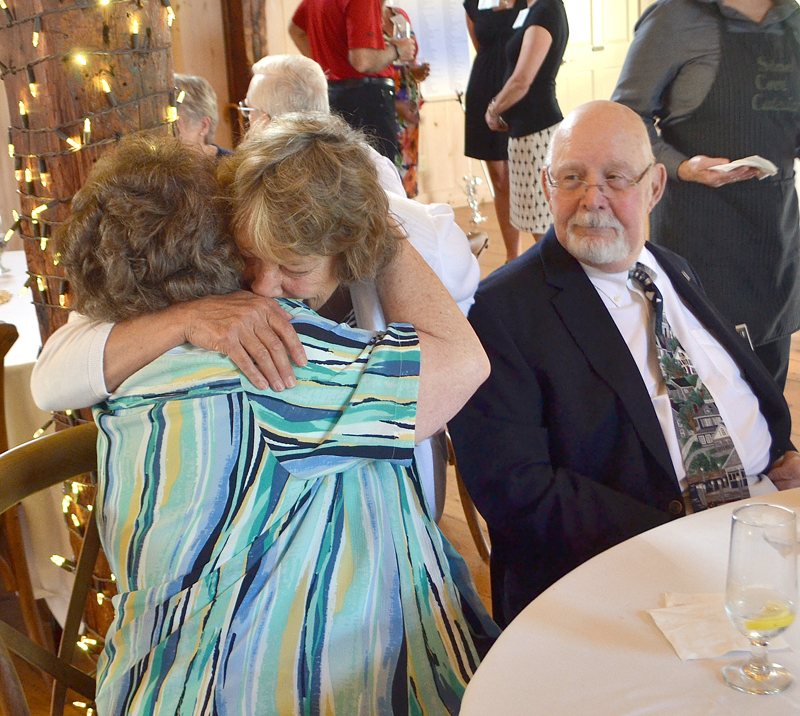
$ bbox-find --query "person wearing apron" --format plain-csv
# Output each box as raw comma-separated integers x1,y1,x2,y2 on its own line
613,0,800,389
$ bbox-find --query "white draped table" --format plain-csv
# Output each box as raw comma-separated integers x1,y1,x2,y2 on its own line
462,488,800,716
0,249,72,623
0,249,49,447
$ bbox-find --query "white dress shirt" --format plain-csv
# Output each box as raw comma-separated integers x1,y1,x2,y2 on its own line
582,247,776,495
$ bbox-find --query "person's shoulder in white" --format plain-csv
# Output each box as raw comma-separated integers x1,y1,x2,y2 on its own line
364,144,480,324
30,311,112,411
368,145,406,196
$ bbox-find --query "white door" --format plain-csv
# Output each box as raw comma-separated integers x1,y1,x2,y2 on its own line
556,0,643,115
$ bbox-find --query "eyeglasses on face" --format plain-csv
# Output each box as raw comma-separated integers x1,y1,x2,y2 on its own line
545,162,655,196
237,100,259,129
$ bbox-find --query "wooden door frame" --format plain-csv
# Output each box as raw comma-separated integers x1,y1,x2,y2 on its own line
220,0,268,145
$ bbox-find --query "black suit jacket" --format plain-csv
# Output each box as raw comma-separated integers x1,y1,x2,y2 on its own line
449,229,792,627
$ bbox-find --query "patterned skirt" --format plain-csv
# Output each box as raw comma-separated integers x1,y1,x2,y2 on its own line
508,123,558,234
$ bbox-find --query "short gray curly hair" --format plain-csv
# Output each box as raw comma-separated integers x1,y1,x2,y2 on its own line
248,55,329,117
58,132,242,323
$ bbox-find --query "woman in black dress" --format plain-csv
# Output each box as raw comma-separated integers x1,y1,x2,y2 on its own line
484,0,568,245
464,0,526,262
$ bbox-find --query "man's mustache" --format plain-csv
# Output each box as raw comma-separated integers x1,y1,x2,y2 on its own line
568,210,623,230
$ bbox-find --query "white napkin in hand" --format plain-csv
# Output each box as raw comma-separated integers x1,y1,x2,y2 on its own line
647,593,789,661
708,155,778,180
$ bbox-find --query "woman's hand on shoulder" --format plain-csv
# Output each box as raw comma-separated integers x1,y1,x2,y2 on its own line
677,155,759,187
178,291,307,391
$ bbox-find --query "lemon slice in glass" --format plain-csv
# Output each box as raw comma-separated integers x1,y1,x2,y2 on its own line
744,601,796,631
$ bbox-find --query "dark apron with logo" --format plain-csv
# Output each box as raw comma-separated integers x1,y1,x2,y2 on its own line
651,12,800,346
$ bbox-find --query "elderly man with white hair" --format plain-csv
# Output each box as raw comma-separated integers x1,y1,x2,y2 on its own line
32,55,479,520
449,100,800,628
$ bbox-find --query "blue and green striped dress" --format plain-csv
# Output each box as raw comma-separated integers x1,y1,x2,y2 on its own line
92,299,497,715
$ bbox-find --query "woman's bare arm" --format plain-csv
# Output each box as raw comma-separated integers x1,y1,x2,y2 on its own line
103,292,306,393
485,25,552,130
466,14,479,52
377,241,489,442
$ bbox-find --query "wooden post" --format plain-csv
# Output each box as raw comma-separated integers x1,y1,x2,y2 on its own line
221,0,267,145
0,0,178,675
0,0,176,349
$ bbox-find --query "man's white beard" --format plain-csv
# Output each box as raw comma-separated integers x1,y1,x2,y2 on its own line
564,209,630,266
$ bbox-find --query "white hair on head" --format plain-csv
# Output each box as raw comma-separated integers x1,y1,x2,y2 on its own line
174,74,220,143
249,55,329,117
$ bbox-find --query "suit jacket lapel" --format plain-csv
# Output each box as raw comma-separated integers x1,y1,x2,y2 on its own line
539,233,676,478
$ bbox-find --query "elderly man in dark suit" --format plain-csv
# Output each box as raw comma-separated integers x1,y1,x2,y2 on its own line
449,100,800,628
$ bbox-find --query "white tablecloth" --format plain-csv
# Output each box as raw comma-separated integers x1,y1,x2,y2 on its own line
0,249,72,624
462,488,800,716
0,249,49,447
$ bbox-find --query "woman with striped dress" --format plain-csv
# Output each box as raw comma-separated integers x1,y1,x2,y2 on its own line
56,118,497,715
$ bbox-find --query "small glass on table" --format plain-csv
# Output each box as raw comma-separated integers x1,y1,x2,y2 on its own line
724,503,797,694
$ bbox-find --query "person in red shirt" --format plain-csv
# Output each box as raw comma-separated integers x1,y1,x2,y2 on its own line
289,0,415,161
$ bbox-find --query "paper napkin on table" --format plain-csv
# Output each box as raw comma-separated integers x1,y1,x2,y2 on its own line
708,155,778,180
647,593,789,661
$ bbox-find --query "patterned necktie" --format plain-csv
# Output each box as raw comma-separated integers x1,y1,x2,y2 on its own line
628,262,750,512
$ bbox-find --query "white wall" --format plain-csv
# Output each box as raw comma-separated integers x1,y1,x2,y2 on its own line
172,0,234,151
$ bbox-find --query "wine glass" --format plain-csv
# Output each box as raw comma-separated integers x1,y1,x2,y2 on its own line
723,503,797,694
390,13,411,66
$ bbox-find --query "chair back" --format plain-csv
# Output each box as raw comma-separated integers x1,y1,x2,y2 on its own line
0,422,99,716
445,428,490,563
0,321,19,454
0,319,57,667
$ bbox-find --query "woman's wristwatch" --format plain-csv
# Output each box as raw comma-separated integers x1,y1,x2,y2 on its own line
392,43,401,61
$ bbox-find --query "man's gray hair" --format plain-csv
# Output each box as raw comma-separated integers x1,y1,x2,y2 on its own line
249,55,329,117
174,74,220,143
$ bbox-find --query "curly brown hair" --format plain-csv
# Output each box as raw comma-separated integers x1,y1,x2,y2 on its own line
57,132,243,323
219,112,402,284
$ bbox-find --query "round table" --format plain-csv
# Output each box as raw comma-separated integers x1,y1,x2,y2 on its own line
0,249,50,447
461,488,800,715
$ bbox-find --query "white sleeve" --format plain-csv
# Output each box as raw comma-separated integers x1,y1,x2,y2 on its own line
30,312,113,410
389,194,479,316
351,194,480,330
369,146,406,196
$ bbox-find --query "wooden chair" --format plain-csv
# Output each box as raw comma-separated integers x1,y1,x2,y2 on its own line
445,429,490,563
0,321,55,658
0,422,100,716
0,321,18,454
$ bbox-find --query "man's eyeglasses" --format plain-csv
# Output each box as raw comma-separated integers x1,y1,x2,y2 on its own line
545,162,655,196
237,100,259,130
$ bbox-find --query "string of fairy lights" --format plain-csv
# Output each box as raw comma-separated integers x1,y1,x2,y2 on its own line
1,0,183,320
1,4,184,702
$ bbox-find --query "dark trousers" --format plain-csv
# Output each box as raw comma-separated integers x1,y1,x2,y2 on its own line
754,334,792,392
328,80,400,163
